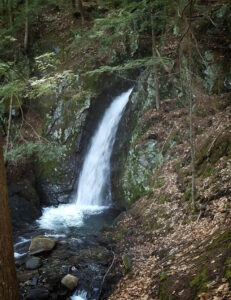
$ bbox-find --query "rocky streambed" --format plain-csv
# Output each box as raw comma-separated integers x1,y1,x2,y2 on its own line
14,208,122,300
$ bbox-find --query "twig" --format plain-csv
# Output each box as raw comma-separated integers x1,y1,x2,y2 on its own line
97,250,116,300
196,210,202,222
191,31,205,63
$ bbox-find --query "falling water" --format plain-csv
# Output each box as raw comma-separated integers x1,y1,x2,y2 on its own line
76,88,132,209
38,89,132,231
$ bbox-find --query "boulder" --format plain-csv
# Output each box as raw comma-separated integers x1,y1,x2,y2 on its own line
29,236,55,255
26,288,49,299
26,256,42,270
61,274,78,290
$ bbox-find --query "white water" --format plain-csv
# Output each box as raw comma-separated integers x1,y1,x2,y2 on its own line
76,88,132,208
71,290,87,300
38,89,132,230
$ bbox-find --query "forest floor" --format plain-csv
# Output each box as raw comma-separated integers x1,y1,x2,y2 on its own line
105,93,231,300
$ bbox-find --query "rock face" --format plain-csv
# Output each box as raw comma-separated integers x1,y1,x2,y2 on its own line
61,274,78,290
8,178,41,227
29,236,55,255
26,256,42,270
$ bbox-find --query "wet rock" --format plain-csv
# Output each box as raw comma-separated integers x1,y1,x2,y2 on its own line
26,288,49,299
17,270,38,282
26,256,42,270
61,274,78,290
8,176,41,227
29,236,55,255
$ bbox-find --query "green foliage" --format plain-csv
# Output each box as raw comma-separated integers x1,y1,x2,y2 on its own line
0,61,27,120
5,141,66,164
86,56,172,75
29,70,76,98
34,52,57,75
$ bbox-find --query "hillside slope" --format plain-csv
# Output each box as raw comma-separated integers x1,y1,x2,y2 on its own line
106,94,231,299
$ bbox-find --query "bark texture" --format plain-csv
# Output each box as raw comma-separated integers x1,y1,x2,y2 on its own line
0,136,19,300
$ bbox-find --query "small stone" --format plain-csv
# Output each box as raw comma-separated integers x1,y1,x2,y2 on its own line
26,256,42,270
61,274,78,290
26,288,49,299
29,236,55,255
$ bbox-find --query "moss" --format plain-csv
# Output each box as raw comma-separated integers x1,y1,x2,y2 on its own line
156,178,164,188
114,226,129,241
196,133,231,177
160,272,167,281
208,230,231,250
182,187,191,202
189,268,208,297
97,252,103,259
195,106,207,118
224,257,231,287
225,270,231,287
158,194,168,204
158,273,175,300
122,255,132,272
171,131,183,144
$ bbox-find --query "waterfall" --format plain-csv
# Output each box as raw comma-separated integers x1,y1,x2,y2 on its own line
38,89,132,232
76,88,132,209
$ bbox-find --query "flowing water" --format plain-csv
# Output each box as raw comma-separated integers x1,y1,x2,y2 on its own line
14,89,132,300
76,88,132,208
37,88,132,233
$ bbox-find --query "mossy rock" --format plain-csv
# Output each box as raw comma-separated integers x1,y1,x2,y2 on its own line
122,254,132,272
196,133,231,177
79,72,119,94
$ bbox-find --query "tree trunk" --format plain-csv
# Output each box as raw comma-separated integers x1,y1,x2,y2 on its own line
5,94,13,159
151,12,160,111
72,0,76,9
188,0,196,211
7,0,13,26
77,0,85,24
24,0,29,51
0,135,19,299
189,72,196,211
188,0,196,212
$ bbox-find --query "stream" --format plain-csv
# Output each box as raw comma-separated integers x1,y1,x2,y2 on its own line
14,89,132,300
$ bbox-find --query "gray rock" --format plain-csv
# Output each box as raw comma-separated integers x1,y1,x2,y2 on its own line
26,256,42,270
61,274,78,290
26,288,49,299
29,236,55,255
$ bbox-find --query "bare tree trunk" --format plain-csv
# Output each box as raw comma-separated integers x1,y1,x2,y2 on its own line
77,0,85,24
5,94,13,159
0,135,19,300
72,0,76,9
189,71,196,211
188,0,196,212
7,0,13,26
24,0,29,51
151,12,160,111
